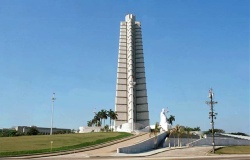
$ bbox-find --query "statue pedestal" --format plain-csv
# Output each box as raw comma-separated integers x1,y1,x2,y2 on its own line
160,123,171,132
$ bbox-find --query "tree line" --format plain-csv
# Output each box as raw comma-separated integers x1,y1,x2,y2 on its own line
87,109,118,131
0,127,75,137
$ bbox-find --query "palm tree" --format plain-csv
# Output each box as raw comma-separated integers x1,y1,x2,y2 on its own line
108,109,116,131
110,110,118,131
193,126,201,131
93,113,101,126
96,111,102,126
107,109,112,129
98,111,103,126
167,115,175,125
184,127,192,143
91,118,96,126
175,125,185,147
87,120,92,127
169,127,177,147
100,109,108,127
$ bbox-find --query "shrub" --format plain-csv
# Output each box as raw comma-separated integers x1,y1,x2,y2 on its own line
27,127,39,135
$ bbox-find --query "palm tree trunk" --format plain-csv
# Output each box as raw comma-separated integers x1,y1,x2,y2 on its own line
174,135,176,147
109,118,111,131
178,135,180,147
168,138,171,148
112,119,114,132
180,136,182,147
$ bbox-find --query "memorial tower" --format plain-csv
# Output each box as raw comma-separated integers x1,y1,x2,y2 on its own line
114,14,149,131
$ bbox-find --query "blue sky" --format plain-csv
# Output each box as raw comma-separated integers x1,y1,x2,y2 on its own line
0,0,249,134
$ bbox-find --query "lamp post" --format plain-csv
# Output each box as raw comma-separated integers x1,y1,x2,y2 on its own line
205,88,218,153
130,81,136,132
50,93,56,135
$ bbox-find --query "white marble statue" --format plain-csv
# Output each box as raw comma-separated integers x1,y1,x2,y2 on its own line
160,108,170,131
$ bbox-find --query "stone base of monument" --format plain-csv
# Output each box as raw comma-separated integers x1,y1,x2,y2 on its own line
159,123,172,132
115,122,150,133
117,131,168,153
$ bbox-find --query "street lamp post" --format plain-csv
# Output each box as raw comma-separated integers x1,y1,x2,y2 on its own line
50,93,56,135
130,81,136,132
205,88,218,153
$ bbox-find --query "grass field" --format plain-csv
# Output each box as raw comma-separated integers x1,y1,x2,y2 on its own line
0,132,132,156
215,146,250,154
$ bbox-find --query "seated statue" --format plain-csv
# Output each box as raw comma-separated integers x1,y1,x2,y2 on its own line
160,108,171,131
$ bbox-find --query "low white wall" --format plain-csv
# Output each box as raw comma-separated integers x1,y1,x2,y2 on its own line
117,132,167,153
220,133,250,140
188,137,250,146
79,126,101,133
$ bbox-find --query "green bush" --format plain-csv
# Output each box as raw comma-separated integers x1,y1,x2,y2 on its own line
0,130,18,137
27,127,39,135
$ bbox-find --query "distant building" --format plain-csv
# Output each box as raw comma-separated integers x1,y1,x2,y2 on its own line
15,126,71,134
79,126,101,133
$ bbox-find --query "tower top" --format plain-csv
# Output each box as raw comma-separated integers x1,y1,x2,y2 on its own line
125,14,136,21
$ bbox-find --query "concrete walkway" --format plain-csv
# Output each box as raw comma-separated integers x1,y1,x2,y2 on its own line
40,133,151,159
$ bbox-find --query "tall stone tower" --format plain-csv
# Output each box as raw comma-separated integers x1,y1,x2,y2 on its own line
115,14,149,131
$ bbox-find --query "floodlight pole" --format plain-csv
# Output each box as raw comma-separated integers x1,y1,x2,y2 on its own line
50,93,56,135
206,88,218,153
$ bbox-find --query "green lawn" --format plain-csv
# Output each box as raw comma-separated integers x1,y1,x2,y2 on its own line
0,132,132,156
215,146,250,154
